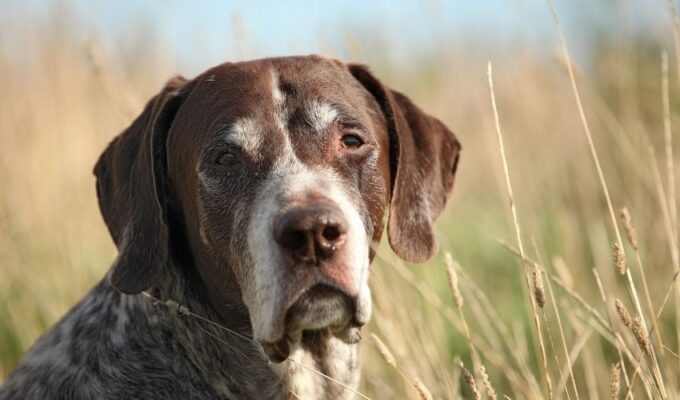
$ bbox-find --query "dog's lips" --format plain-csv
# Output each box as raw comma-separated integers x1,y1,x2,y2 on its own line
285,283,354,332
259,280,366,363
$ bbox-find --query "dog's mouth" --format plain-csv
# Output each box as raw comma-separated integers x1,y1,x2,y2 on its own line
260,283,364,363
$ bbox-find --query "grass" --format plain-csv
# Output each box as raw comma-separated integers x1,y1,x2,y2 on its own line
3,3,680,399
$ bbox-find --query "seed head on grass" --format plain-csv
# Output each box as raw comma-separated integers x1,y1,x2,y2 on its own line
612,243,626,275
615,299,651,355
458,361,481,400
369,333,396,369
619,207,638,250
444,252,464,309
370,333,433,400
631,316,651,356
609,362,621,400
413,378,433,400
532,269,545,308
615,299,631,328
479,365,498,400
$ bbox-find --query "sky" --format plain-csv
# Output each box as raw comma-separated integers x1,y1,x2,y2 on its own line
3,0,674,76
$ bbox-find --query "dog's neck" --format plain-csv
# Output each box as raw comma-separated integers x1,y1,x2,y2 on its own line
136,263,361,400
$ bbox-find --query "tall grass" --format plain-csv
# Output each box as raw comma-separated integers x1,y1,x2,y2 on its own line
2,4,680,399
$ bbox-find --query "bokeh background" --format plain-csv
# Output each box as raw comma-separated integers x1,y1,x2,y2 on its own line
1,1,679,398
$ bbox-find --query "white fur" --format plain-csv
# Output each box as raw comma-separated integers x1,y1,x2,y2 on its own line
286,346,323,399
325,181,372,325
246,143,371,344
225,117,263,158
271,70,288,133
306,100,337,133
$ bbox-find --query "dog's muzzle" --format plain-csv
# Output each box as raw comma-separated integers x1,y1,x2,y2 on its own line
259,200,369,363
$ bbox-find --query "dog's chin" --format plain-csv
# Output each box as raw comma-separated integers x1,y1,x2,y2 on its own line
260,284,364,363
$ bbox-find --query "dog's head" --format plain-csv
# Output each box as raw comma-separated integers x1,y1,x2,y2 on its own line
94,56,460,362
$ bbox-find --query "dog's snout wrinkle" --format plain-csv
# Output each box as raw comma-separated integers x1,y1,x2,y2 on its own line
274,204,348,264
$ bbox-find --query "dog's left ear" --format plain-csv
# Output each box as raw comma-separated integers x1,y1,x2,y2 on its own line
94,76,193,294
349,64,461,262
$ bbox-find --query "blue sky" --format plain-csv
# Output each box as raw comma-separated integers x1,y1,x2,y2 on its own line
4,0,673,75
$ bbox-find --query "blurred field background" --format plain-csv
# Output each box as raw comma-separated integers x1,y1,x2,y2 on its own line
2,1,680,398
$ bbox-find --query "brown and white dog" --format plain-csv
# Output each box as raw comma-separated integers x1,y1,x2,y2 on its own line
0,55,460,399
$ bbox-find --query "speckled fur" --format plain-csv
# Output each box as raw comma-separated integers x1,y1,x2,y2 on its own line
0,263,359,400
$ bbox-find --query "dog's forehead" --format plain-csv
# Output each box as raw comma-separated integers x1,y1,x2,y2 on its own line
168,55,387,183
207,56,358,97
189,57,377,138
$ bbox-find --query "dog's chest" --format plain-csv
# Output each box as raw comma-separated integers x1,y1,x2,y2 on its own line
276,337,360,400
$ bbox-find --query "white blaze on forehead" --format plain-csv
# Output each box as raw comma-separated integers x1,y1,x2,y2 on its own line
270,70,285,107
306,100,337,133
270,70,288,133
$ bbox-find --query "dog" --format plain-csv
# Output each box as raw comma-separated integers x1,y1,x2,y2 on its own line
0,55,460,399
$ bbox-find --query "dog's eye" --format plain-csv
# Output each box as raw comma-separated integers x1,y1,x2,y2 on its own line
216,151,238,166
340,134,364,149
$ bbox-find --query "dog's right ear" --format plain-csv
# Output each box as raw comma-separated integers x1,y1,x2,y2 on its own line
348,64,461,263
94,76,193,294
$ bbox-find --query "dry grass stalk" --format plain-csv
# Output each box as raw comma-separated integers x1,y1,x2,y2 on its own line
552,256,574,290
547,0,625,250
450,259,545,397
442,252,483,385
612,243,626,275
661,50,677,242
648,148,680,346
527,246,572,400
445,252,464,309
610,362,621,400
663,10,680,388
369,333,434,399
413,378,433,400
619,206,664,356
619,208,638,250
370,334,397,369
661,49,679,371
593,271,643,399
479,365,498,400
488,61,553,399
634,101,675,400
579,337,599,400
458,361,482,400
530,240,575,400
610,205,663,392
545,4,665,393
669,0,680,92
379,254,536,397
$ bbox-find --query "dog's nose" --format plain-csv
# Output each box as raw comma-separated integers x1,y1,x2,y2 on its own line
274,205,348,264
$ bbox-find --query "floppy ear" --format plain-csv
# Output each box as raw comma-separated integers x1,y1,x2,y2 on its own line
349,64,461,262
94,76,192,294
